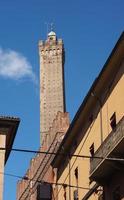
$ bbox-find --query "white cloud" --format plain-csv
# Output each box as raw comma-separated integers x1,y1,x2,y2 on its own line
0,47,37,83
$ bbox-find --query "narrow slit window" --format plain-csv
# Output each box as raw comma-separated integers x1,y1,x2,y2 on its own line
110,112,116,131
74,167,78,180
74,168,78,200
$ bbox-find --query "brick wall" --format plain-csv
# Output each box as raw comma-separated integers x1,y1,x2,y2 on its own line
17,112,69,200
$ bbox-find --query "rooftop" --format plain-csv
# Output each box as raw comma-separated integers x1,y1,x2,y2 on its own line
0,115,20,164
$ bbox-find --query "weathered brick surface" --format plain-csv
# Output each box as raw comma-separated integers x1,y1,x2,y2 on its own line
17,112,69,200
39,32,66,145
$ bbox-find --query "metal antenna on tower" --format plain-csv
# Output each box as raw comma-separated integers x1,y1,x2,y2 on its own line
50,22,54,31
45,22,49,35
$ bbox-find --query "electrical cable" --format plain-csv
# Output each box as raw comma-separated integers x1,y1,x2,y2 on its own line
1,142,124,199
0,147,124,161
0,171,90,190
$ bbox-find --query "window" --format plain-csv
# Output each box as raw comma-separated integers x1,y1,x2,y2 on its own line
89,114,93,123
74,167,78,179
63,184,67,200
74,168,78,200
110,112,116,131
37,183,52,200
73,189,78,200
89,143,94,157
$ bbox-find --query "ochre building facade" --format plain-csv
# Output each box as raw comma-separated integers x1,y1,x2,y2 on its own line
52,32,124,200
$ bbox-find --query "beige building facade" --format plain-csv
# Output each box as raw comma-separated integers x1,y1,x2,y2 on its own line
52,32,124,200
0,116,20,200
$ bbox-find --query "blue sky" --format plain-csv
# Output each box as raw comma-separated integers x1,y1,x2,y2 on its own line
0,0,123,199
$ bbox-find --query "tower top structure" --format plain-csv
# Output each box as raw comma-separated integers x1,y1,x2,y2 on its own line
39,30,63,48
47,31,56,41
48,31,56,37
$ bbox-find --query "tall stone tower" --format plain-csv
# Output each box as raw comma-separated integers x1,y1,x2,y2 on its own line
39,31,66,144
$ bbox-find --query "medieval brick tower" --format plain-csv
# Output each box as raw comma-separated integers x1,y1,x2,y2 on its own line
39,31,66,144
16,32,69,200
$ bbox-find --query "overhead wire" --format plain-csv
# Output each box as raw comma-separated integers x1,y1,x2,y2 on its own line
0,171,90,190
1,145,123,199
0,147,124,161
